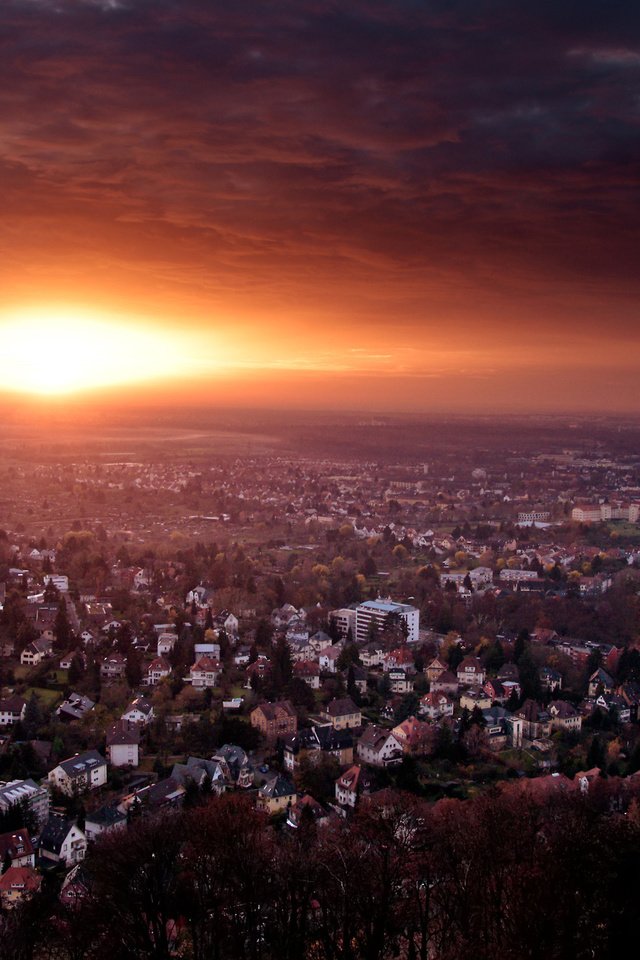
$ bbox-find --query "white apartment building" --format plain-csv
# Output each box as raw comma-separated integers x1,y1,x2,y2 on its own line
0,779,50,828
354,598,419,645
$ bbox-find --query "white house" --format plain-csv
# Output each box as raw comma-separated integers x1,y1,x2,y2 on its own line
20,637,52,666
84,805,127,842
147,656,171,686
419,691,454,720
39,815,87,867
0,696,27,727
356,726,403,767
157,633,178,656
121,695,154,726
319,645,342,673
106,721,140,767
48,751,107,796
187,656,222,688
457,656,486,687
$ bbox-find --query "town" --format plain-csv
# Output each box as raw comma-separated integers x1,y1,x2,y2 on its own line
0,413,639,955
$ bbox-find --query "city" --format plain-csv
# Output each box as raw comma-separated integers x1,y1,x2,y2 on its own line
0,412,639,956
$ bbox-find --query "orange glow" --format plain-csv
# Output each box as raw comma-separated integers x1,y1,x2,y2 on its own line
0,307,209,396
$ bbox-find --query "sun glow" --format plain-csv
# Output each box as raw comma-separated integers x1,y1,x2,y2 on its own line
0,308,199,396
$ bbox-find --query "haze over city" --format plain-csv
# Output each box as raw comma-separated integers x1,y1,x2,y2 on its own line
1,0,639,411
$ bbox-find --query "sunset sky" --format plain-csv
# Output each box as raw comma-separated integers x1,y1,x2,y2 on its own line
1,0,639,411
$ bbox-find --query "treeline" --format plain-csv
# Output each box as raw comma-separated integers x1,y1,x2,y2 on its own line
4,782,640,960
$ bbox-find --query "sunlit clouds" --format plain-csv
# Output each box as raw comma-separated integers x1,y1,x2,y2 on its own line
1,1,639,410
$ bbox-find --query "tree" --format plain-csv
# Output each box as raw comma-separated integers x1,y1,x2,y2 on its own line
336,642,360,671
54,598,72,650
67,652,85,688
126,651,143,689
587,734,607,770
271,636,293,692
22,694,44,739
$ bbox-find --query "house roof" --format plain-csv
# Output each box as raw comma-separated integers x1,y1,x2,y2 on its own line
0,695,26,714
0,779,42,810
106,720,141,746
260,774,296,799
0,865,41,895
358,724,397,752
458,656,483,672
192,656,222,672
39,815,80,855
171,756,224,787
0,828,33,861
57,749,106,778
124,696,153,716
85,805,127,829
325,697,359,717
254,700,296,722
148,656,171,672
549,700,579,719
336,764,372,794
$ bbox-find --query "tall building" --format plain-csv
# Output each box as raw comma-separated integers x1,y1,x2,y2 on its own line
354,598,419,645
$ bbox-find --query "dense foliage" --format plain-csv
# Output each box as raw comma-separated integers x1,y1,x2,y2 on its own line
4,783,640,960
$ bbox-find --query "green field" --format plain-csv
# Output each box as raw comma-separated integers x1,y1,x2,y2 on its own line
23,686,63,708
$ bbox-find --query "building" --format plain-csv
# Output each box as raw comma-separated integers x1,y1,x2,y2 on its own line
48,750,107,796
171,756,227,794
250,701,298,742
321,697,361,730
425,658,448,683
0,696,27,727
430,670,459,695
539,667,563,693
84,805,127,842
56,692,95,723
516,700,551,740
100,653,126,680
481,707,523,749
212,744,254,789
389,668,415,694
257,774,297,815
548,700,582,733
354,599,419,645
318,645,343,673
283,725,353,773
121,695,154,726
39,814,87,867
0,828,35,868
518,511,551,524
391,716,432,756
0,778,50,828
106,721,140,767
147,656,171,686
419,691,454,720
460,688,492,712
335,765,373,808
457,656,485,687
331,607,357,639
293,660,321,688
356,726,403,767
20,637,53,666
187,656,223,688
0,866,41,909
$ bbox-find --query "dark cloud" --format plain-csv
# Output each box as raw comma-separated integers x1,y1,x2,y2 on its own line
1,0,639,341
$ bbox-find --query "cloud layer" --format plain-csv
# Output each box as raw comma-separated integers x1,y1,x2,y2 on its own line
1,1,639,407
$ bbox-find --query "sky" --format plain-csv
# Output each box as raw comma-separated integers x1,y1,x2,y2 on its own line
1,0,639,411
